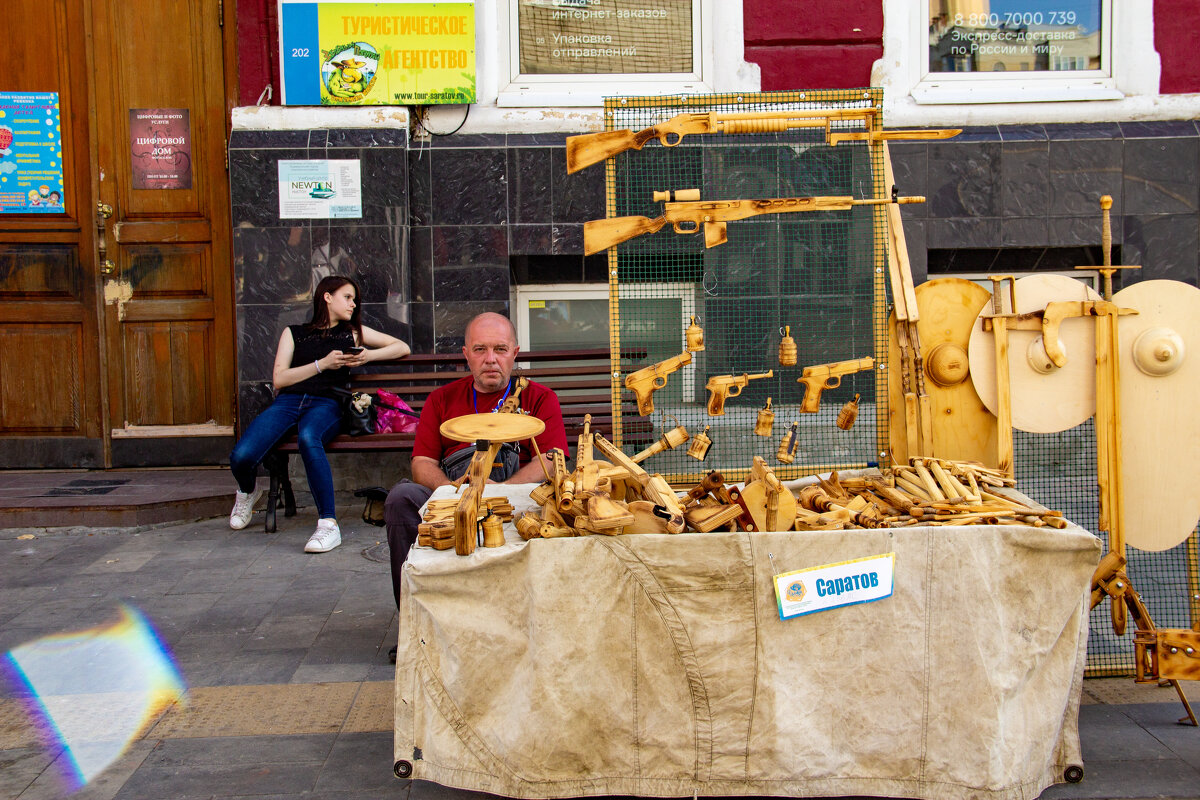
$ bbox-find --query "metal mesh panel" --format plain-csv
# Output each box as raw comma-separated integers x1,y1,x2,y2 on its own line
603,89,888,485
597,89,1198,678
1016,425,1200,675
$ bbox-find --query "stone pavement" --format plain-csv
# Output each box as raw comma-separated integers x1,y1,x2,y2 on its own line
0,496,1198,800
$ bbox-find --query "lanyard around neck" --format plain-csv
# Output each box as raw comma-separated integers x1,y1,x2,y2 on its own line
473,380,512,414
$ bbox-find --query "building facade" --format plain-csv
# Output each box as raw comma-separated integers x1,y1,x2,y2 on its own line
1,1,1196,468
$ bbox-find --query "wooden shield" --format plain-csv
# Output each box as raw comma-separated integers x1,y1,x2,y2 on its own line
968,274,1101,434
1113,280,1200,552
888,278,997,467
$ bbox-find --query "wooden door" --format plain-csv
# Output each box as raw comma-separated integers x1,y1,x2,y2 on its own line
92,0,236,465
0,0,235,468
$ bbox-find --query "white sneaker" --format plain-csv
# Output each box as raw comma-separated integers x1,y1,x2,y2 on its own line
305,518,342,553
229,487,265,530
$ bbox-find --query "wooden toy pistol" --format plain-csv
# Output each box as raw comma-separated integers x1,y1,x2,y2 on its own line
797,357,874,413
624,351,692,416
705,370,773,416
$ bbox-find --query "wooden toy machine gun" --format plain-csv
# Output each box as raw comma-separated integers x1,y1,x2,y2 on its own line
565,108,959,173
584,189,925,255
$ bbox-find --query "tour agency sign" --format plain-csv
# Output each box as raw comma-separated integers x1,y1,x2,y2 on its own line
279,0,476,105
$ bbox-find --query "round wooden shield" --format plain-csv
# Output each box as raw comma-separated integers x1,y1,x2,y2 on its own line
968,274,1100,434
440,413,545,443
1114,280,1200,552
887,278,997,467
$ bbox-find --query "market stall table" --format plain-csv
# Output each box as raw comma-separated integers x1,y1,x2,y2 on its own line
394,483,1100,800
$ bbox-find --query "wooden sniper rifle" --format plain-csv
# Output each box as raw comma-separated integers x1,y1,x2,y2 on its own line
565,109,959,173
584,188,925,256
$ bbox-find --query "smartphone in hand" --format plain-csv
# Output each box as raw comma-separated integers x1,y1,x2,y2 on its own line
345,346,365,355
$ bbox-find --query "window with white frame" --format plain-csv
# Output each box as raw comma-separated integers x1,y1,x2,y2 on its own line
496,0,740,107
880,0,1159,106
513,282,699,402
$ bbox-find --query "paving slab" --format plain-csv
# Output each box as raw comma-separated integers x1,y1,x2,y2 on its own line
3,492,1200,800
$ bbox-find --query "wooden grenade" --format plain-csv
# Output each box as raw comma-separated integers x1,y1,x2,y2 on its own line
687,425,712,460
755,397,775,436
836,393,861,430
481,510,505,547
686,316,705,352
632,419,690,463
776,421,799,464
778,326,797,367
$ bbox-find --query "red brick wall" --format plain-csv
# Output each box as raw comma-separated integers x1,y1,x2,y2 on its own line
742,0,883,90
1156,0,1200,93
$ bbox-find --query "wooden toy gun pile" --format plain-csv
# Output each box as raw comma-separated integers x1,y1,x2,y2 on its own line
497,416,1067,539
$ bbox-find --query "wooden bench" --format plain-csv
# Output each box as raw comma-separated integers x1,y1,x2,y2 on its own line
262,347,650,532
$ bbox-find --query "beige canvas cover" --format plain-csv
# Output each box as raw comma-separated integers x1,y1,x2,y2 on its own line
395,487,1100,800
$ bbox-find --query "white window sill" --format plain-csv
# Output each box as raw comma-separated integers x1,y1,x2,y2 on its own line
912,79,1124,105
497,80,713,108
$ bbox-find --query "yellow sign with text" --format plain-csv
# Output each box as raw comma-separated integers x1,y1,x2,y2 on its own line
295,2,475,105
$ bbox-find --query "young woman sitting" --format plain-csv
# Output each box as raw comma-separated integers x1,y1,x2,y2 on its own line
228,275,410,552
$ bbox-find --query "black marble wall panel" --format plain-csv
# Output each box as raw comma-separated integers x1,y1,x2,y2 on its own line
1124,214,1199,285
508,147,553,224
430,148,507,225
889,142,928,219
228,120,1200,439
230,127,411,434
1048,138,1123,217
434,300,508,354
1122,138,1199,215
926,141,1001,217
550,148,605,222
891,120,1198,288
409,226,433,302
1000,139,1049,218
408,149,433,225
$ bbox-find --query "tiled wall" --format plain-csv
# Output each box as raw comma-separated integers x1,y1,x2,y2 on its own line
407,133,605,354
230,127,414,426
228,128,603,465
889,120,1200,287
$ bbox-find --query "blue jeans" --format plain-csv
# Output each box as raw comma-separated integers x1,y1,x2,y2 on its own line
229,393,342,519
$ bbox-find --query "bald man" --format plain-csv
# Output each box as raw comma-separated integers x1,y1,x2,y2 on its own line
384,313,568,613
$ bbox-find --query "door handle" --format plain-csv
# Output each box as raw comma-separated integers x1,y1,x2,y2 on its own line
97,201,114,275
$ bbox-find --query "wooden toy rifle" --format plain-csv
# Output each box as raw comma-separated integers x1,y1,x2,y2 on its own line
797,357,875,413
623,351,692,415
566,108,879,173
705,370,774,416
584,189,925,255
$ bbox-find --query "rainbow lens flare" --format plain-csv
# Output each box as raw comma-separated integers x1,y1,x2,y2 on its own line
3,603,186,789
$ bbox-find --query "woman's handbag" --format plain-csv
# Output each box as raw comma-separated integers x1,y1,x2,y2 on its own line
341,390,378,436
375,389,418,433
333,387,417,436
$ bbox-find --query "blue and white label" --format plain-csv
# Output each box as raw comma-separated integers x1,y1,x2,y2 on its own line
277,159,362,219
774,552,895,620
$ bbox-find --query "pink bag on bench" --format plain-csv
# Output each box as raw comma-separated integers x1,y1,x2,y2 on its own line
375,389,418,433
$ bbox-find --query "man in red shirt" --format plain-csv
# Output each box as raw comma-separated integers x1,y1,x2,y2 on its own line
384,313,568,611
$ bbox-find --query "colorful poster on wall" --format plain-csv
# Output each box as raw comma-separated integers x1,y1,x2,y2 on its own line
278,159,363,219
0,92,65,214
129,109,193,189
279,0,476,106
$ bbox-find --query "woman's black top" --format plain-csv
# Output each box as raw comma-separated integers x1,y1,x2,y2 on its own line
280,321,355,399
